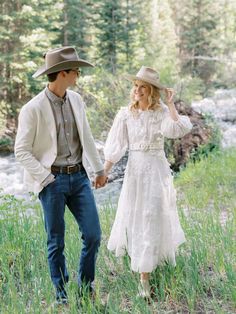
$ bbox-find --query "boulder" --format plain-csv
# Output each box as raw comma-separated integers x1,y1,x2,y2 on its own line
165,100,218,171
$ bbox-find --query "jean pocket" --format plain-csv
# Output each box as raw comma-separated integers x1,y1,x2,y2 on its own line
45,174,58,188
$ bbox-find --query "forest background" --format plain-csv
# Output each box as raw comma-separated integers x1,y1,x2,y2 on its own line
1,1,236,313
1,0,236,143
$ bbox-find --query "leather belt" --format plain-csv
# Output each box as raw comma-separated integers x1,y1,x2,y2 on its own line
51,163,83,174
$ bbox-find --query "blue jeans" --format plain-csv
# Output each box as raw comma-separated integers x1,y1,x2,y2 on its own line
38,169,101,291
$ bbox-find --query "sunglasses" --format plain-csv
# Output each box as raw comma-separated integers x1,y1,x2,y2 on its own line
70,68,81,75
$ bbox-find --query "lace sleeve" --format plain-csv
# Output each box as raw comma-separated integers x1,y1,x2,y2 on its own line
161,105,193,139
104,107,129,163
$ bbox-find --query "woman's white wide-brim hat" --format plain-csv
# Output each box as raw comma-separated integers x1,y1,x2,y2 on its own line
32,46,94,78
125,66,166,89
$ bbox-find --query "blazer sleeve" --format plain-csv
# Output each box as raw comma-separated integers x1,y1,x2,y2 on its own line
80,100,104,173
14,105,50,183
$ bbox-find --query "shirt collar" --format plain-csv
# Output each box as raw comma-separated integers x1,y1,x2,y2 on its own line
45,86,68,105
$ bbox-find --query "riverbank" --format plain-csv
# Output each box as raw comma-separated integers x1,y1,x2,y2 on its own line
0,148,235,313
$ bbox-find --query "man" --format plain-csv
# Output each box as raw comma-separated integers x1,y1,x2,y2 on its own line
14,46,107,304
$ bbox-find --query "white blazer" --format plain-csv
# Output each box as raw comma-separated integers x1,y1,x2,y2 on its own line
14,89,104,193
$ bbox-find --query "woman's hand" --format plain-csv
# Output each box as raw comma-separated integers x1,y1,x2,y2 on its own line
164,88,179,121
104,160,114,177
164,88,175,106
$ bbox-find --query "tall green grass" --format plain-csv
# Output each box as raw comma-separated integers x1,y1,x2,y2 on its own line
0,149,235,313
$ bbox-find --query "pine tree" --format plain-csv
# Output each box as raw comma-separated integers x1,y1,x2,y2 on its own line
60,0,94,59
93,0,143,73
119,0,142,71
0,0,27,118
171,0,220,83
215,0,236,86
0,0,62,121
143,0,179,80
94,0,123,73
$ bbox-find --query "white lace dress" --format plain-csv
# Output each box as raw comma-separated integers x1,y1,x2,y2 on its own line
104,105,193,273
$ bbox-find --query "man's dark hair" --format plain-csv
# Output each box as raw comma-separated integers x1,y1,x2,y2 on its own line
47,69,71,82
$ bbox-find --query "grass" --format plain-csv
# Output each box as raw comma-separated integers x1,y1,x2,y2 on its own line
0,148,235,313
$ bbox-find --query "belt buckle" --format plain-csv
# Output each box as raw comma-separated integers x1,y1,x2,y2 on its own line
67,165,75,174
140,143,149,151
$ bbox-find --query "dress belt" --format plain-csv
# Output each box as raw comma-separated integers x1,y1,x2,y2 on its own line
129,143,163,151
51,163,83,174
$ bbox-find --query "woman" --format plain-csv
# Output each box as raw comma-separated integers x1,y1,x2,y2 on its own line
103,66,192,298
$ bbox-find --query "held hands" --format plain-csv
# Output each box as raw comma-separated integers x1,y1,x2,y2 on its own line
94,175,108,189
93,160,113,189
164,88,175,106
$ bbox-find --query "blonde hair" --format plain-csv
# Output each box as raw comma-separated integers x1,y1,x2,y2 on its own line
129,80,161,112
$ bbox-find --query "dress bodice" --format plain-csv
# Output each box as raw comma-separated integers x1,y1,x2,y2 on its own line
125,109,165,151
104,105,192,164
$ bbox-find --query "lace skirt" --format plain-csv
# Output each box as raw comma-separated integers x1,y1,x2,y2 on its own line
107,150,186,273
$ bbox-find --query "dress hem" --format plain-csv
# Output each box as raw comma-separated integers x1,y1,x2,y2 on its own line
107,237,186,273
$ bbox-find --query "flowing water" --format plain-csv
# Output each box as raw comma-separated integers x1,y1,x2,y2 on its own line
192,89,236,148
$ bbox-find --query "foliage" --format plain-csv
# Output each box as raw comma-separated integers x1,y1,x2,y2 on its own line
189,113,222,163
94,0,143,73
142,0,179,76
59,0,94,59
0,0,62,120
0,137,12,147
175,76,206,103
78,68,131,139
0,149,235,312
0,1,31,118
171,0,220,83
0,0,236,143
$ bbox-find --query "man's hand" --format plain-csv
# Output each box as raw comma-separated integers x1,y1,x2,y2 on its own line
94,175,108,189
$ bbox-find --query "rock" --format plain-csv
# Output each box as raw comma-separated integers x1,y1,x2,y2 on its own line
166,100,216,171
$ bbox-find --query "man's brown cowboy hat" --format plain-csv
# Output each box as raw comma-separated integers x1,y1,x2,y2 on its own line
125,66,166,90
32,46,94,78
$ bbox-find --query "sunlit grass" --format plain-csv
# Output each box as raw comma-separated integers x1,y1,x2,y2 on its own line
0,149,235,313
